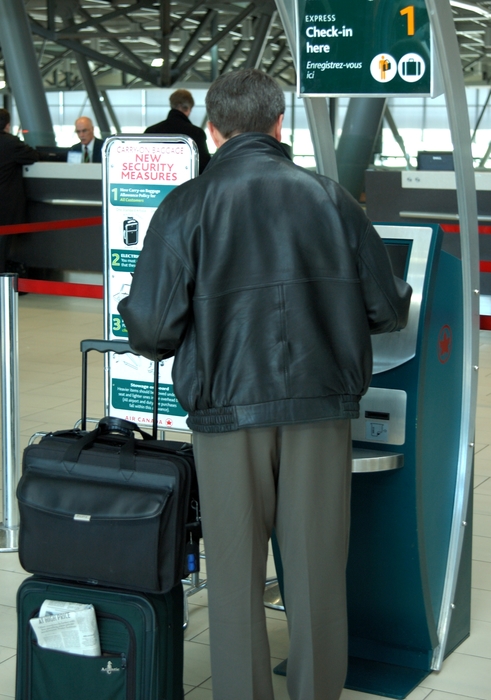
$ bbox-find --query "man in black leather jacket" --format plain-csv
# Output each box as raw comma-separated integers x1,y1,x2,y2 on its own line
119,69,411,700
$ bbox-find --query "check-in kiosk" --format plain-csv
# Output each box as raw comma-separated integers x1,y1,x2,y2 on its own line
273,223,470,699
268,0,476,697
346,223,469,697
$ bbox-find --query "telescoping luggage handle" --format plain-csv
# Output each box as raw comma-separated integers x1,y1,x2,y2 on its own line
80,339,160,438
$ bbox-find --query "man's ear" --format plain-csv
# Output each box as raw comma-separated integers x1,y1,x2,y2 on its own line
271,113,284,142
207,122,227,149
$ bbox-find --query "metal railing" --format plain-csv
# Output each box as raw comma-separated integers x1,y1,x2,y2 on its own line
0,274,21,552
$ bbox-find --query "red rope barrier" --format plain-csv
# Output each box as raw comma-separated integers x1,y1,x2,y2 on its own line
0,217,102,235
440,223,491,234
17,278,103,299
4,218,490,304
440,224,460,233
0,217,104,298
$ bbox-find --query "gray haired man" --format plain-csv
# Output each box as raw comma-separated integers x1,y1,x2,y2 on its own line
119,69,411,700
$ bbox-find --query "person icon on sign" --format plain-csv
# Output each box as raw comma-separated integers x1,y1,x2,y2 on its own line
379,55,390,80
370,53,397,83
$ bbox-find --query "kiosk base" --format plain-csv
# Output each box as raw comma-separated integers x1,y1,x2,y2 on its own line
273,657,431,700
345,657,431,699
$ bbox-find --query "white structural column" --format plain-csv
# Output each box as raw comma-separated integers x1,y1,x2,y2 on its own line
74,54,112,139
274,0,338,180
0,275,20,552
425,0,479,671
0,0,55,146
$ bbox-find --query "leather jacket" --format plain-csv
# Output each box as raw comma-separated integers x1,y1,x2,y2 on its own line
118,133,412,432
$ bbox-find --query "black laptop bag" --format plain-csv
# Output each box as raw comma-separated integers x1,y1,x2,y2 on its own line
17,339,196,594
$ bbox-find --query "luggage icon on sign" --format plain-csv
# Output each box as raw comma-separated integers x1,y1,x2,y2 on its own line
398,53,425,82
402,58,420,76
123,217,139,246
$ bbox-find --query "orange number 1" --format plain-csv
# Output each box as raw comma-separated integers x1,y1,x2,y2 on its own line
400,5,415,36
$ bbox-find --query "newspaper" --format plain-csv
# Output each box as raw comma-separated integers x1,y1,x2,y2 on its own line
30,599,101,656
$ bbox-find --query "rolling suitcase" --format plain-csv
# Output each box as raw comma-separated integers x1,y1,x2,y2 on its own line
16,576,184,700
123,217,139,246
17,339,198,593
15,339,194,699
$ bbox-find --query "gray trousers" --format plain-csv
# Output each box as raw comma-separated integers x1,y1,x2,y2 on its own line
193,420,352,700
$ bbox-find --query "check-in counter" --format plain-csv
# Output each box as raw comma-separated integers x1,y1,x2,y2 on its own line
9,163,103,275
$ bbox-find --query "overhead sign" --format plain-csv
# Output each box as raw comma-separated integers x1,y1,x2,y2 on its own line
297,0,434,96
103,135,198,432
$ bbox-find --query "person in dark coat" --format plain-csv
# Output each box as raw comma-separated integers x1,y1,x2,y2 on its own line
0,108,39,271
145,89,211,173
119,69,412,700
69,116,103,163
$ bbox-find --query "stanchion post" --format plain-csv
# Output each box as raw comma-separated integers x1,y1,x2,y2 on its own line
0,273,20,552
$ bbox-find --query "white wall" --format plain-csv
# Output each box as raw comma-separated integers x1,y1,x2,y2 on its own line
6,85,491,169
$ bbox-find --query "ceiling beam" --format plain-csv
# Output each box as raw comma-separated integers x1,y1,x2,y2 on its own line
40,49,72,77
266,41,288,75
172,3,256,82
30,20,159,85
243,11,275,69
51,0,158,35
171,2,204,34
160,0,172,86
76,6,149,70
172,8,217,72
219,38,245,74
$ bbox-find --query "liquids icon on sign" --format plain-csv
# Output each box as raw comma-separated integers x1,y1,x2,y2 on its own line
398,53,426,82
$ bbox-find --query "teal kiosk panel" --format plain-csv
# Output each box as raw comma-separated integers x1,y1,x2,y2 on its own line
346,223,469,697
273,224,470,699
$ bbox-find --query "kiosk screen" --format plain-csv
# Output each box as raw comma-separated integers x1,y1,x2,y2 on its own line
384,241,411,280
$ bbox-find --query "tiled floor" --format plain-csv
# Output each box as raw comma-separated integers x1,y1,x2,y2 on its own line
1,293,491,700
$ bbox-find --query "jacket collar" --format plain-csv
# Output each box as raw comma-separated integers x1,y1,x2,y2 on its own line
206,132,292,172
168,108,191,124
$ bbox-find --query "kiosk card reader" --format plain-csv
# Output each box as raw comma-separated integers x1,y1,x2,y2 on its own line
273,223,471,699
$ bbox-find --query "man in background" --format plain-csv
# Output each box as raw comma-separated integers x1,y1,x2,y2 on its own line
70,116,103,163
0,108,39,271
119,69,411,700
145,88,210,173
